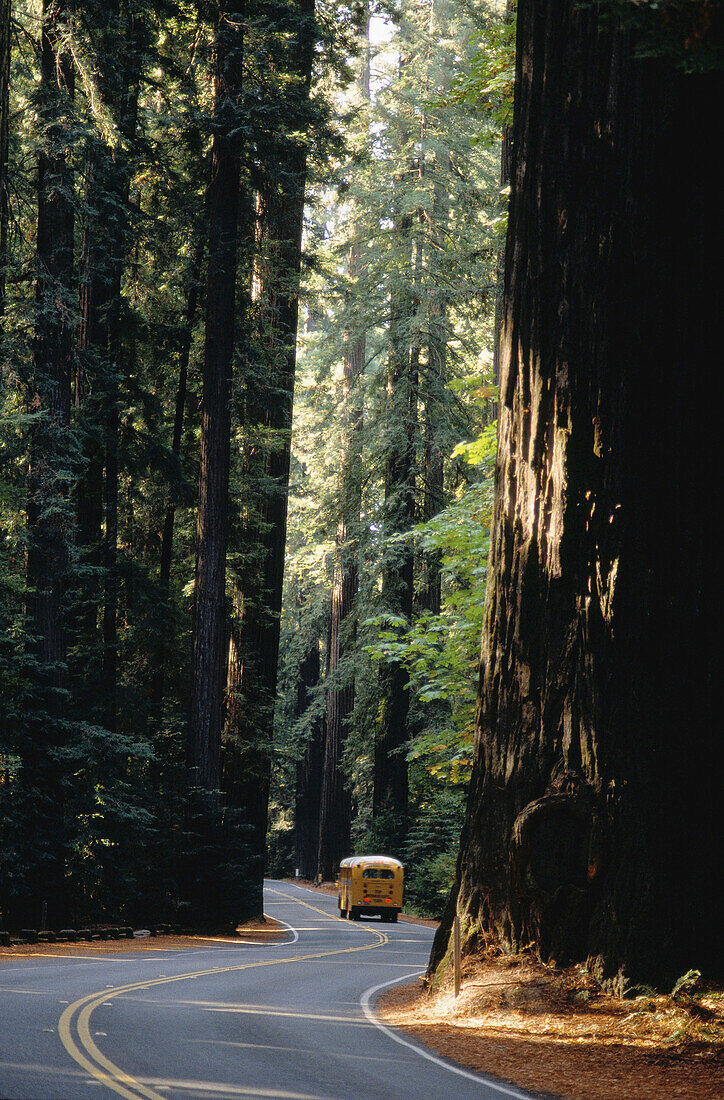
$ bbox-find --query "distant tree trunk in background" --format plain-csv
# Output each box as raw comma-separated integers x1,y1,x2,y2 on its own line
75,145,105,679
20,0,75,929
373,210,414,839
294,642,325,879
0,0,10,323
222,0,316,916
430,0,721,990
316,11,369,878
190,2,245,795
419,167,450,616
316,251,364,880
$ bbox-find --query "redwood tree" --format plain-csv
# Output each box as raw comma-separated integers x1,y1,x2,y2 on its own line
221,0,316,912
431,1,721,990
189,1,246,795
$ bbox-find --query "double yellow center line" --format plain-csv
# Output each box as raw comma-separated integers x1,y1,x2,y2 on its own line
58,892,387,1100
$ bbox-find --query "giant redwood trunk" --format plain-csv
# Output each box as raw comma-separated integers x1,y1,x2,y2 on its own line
430,1,721,990
189,3,245,794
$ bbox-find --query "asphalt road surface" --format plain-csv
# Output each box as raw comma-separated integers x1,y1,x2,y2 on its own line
0,880,537,1100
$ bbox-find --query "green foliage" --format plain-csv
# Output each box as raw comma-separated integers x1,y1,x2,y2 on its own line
449,8,516,136
403,786,465,916
271,1,507,912
364,442,495,784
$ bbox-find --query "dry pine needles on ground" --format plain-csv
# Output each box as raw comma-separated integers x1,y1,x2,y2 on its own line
377,952,724,1100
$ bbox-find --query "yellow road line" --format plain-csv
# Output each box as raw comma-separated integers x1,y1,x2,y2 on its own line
58,890,386,1100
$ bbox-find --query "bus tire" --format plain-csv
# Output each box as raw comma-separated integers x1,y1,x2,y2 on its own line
350,907,360,921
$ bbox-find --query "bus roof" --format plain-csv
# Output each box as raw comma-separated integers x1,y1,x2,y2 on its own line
338,855,404,869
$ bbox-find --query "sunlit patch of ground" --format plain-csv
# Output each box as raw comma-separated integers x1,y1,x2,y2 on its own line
377,953,724,1100
0,918,287,956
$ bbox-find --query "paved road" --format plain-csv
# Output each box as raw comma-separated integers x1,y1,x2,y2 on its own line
0,880,537,1100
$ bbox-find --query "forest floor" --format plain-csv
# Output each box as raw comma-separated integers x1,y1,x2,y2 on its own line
377,952,724,1100
295,881,723,1099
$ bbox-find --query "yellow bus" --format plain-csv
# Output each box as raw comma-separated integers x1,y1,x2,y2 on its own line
337,855,404,922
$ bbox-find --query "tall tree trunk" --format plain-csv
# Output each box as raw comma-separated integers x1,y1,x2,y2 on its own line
430,1,721,990
316,7,369,880
20,0,75,929
316,323,363,880
222,0,316,913
419,171,449,616
151,235,204,722
190,2,246,794
373,210,415,836
74,0,137,733
294,641,325,880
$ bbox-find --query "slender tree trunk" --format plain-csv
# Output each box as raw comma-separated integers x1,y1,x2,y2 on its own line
151,236,204,721
74,146,106,701
373,210,415,835
294,641,325,879
316,270,365,877
20,0,76,929
430,1,721,990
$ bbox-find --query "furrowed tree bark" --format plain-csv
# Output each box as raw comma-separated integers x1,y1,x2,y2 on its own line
430,0,721,990
20,0,75,929
190,2,245,795
222,0,315,915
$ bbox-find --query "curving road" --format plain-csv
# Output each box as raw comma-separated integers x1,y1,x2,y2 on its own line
0,880,537,1100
